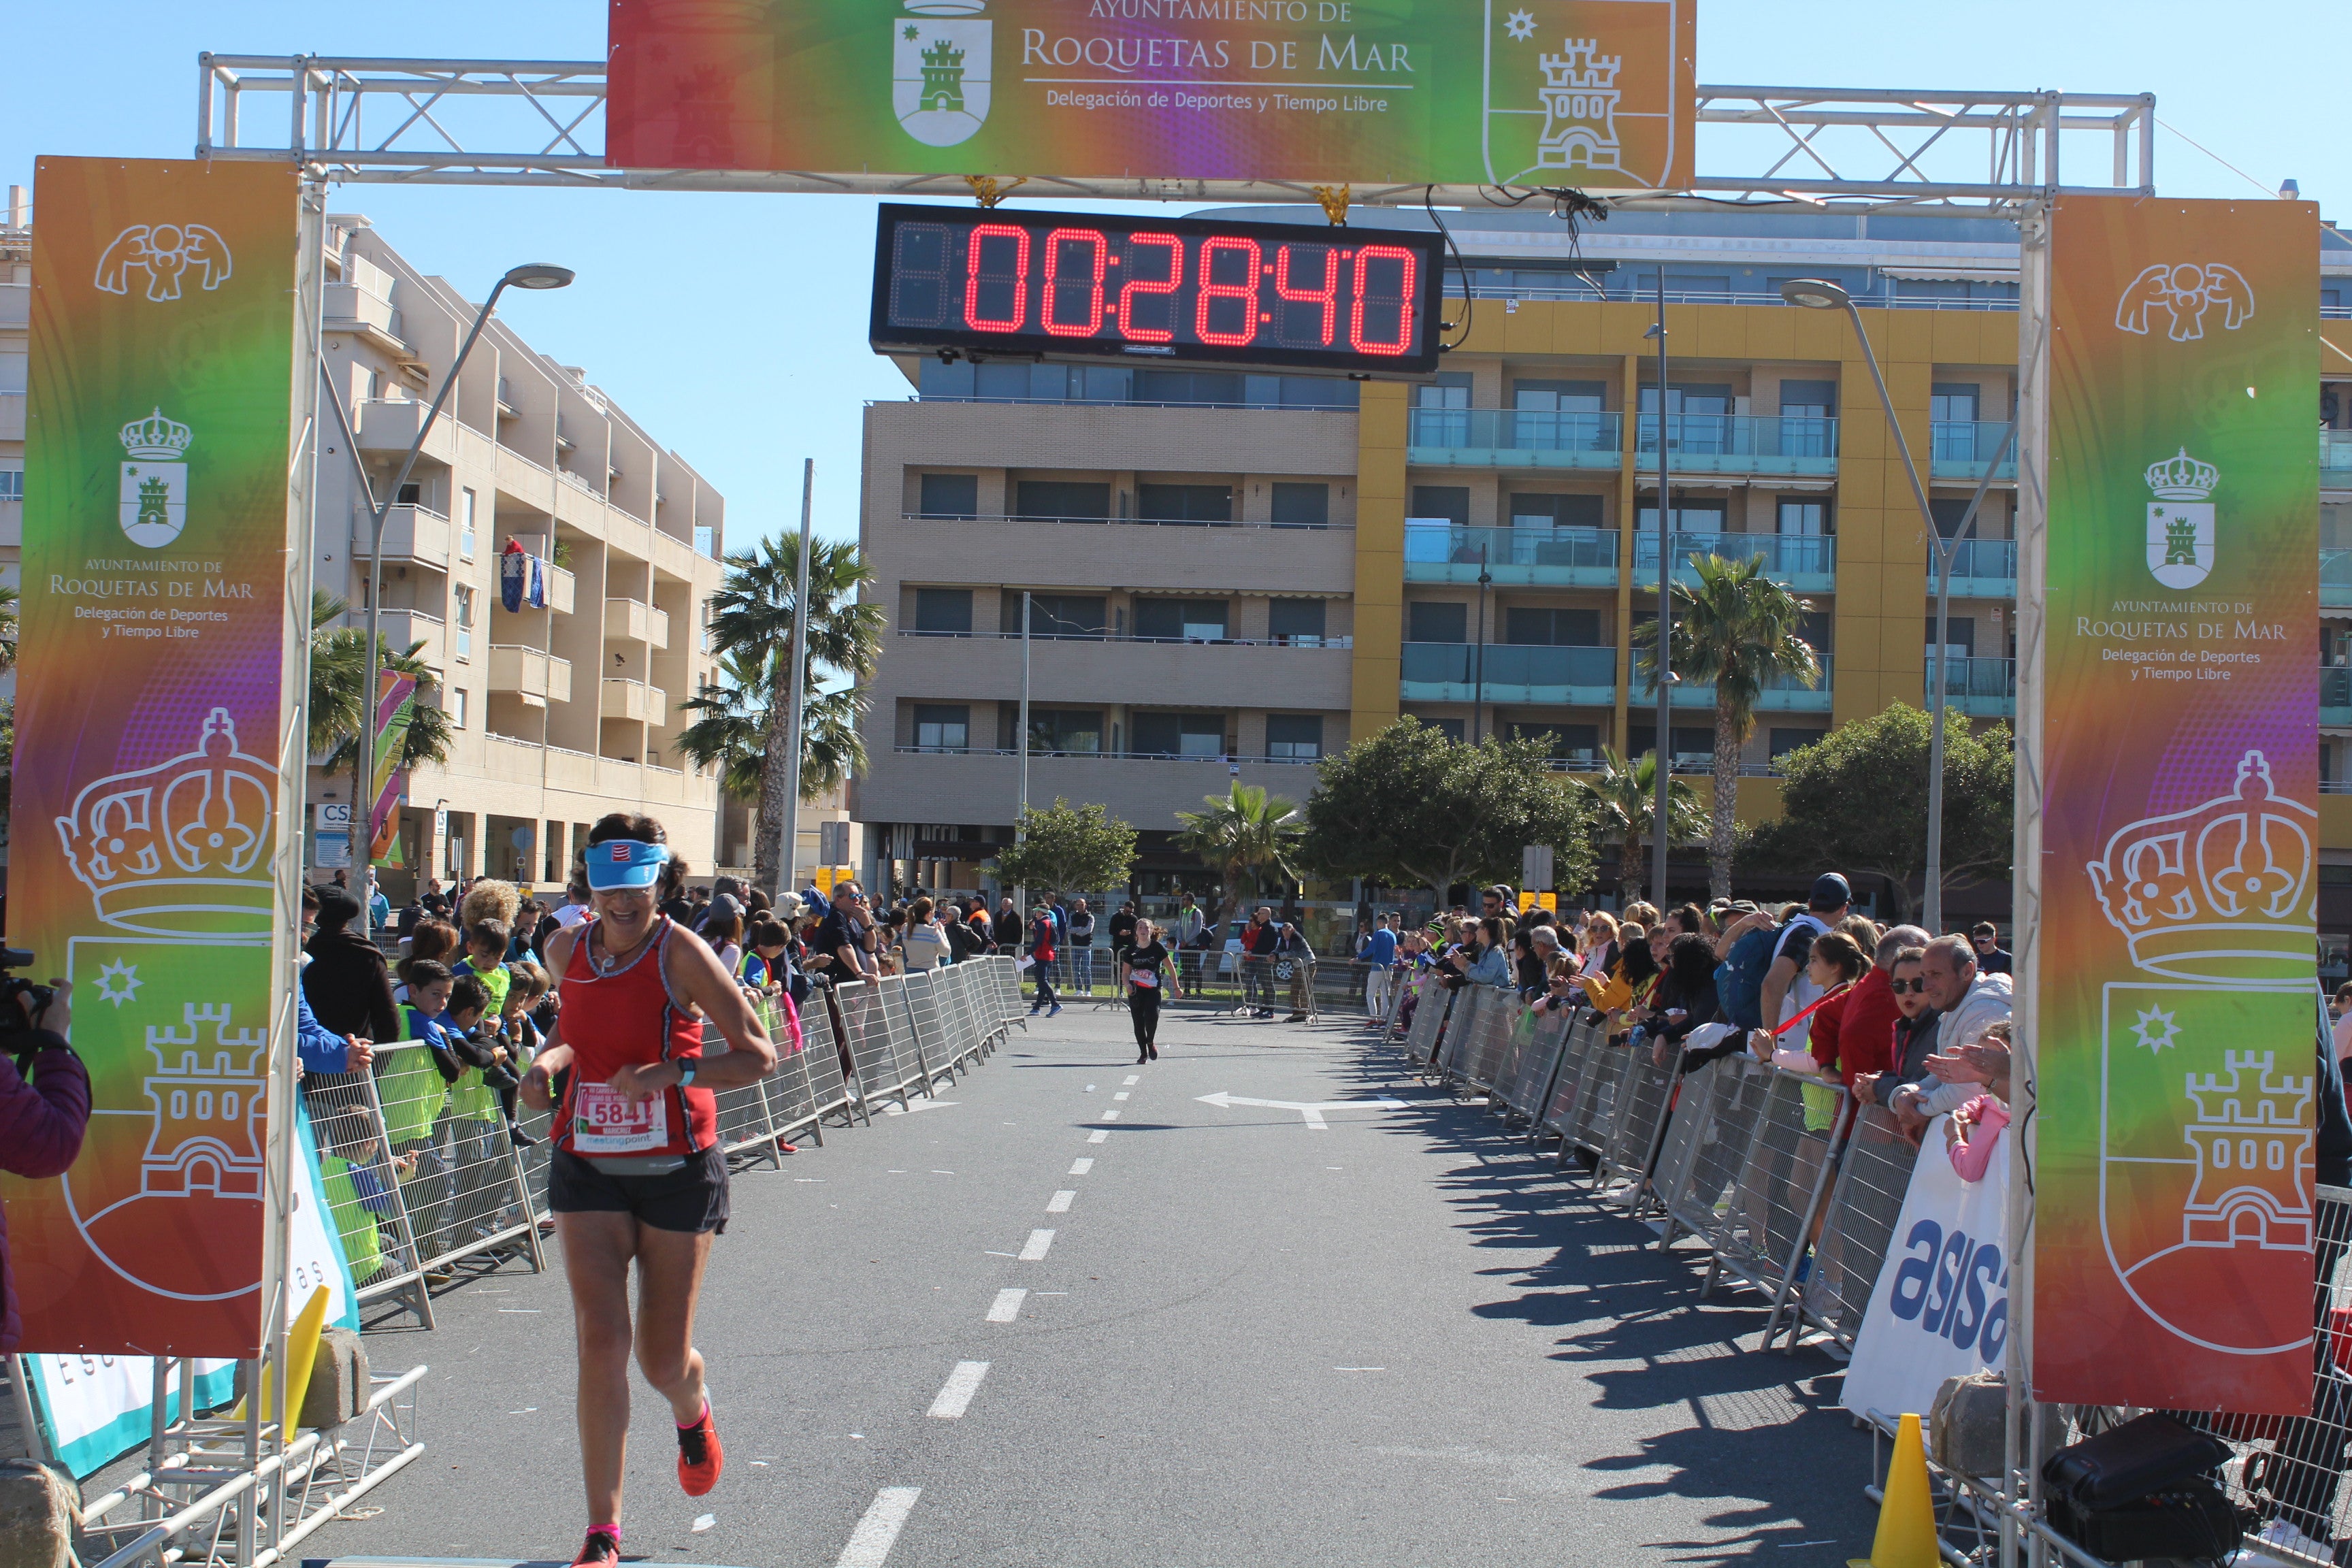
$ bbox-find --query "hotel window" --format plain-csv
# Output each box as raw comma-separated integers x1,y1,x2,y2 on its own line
459,487,478,558
913,704,970,753
1130,710,1226,758
1268,599,1327,647
919,473,979,519
1265,715,1324,761
452,584,475,659
1778,499,1831,536
0,465,21,502
1270,482,1328,528
913,587,973,634
448,689,468,729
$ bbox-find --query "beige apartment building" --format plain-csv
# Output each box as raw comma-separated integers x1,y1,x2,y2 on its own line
311,214,729,896
1,188,27,719
856,203,2352,938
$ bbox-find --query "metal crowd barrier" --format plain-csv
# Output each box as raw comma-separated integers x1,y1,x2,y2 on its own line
301,957,1026,1329
1777,1102,1921,1352
1399,975,1453,1074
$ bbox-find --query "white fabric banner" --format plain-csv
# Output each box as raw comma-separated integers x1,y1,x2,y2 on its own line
1841,1117,2013,1424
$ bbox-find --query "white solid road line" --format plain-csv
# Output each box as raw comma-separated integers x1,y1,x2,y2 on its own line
1068,1157,1094,1175
836,1486,921,1567
1047,1190,1075,1213
927,1360,992,1418
986,1288,1027,1323
1087,1129,1110,1143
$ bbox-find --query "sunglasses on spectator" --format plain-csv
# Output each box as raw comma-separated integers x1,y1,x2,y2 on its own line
1889,977,1929,995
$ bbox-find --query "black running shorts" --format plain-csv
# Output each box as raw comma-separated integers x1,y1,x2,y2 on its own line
547,1143,730,1235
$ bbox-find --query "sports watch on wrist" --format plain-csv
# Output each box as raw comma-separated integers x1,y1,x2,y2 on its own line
675,1060,698,1088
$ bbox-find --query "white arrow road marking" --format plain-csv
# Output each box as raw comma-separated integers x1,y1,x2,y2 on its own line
838,1486,920,1566
1194,1091,1407,1130
927,1361,991,1418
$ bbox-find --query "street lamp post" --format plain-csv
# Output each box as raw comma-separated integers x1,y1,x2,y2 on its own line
1646,270,1672,906
342,261,572,937
1471,542,1491,743
1779,278,2014,934
772,459,815,899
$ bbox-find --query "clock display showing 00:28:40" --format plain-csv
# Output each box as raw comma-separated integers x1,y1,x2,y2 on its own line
881,216,1433,365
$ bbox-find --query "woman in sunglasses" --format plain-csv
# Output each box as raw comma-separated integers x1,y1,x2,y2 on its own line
520,813,779,1568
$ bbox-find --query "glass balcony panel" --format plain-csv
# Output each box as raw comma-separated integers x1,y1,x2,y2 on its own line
2323,430,2352,477
1633,529,1837,580
2323,549,2352,610
1407,407,1623,460
1944,538,2018,583
1928,421,2019,479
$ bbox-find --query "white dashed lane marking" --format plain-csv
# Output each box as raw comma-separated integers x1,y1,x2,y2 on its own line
1068,1158,1093,1175
1088,1130,1109,1144
926,1360,991,1418
1019,1228,1056,1261
1047,1190,1075,1213
985,1288,1026,1323
836,1486,921,1566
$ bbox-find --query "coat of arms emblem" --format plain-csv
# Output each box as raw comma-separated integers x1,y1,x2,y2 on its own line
2143,447,2216,591
118,407,191,549
894,2,990,149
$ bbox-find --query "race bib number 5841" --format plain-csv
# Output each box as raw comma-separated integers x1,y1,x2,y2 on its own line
573,1083,668,1154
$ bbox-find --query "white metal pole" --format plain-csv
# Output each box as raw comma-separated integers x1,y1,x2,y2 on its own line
1017,589,1032,918
774,459,815,897
1650,268,1672,905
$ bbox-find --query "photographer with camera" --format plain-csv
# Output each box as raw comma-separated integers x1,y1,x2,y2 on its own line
1,967,83,1356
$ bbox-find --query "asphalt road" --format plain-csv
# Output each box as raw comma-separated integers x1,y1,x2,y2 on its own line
310,1000,1876,1567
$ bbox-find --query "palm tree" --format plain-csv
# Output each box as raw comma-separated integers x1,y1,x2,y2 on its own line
1633,553,1820,899
309,592,455,772
1173,783,1303,930
703,536,885,894
0,582,18,673
1575,748,1705,906
676,648,868,804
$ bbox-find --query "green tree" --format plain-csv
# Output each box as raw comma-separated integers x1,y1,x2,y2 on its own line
989,798,1139,898
1634,553,1820,899
1296,719,1597,904
1574,747,1708,906
702,536,886,895
1745,703,2013,924
0,581,18,673
1173,782,1305,929
676,648,867,804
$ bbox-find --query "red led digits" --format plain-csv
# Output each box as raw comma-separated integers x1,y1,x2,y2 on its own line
1042,227,1109,336
1273,243,1340,346
1116,231,1183,342
964,223,1031,332
1348,244,1418,356
1194,236,1262,346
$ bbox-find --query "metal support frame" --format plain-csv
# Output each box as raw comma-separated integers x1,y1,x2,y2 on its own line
193,59,2155,213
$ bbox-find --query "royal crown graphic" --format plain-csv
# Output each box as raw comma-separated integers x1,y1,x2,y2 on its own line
56,708,278,936
2180,1050,2315,1250
142,1002,267,1199
120,407,193,461
1537,39,1623,172
2087,751,2315,982
2145,446,2219,501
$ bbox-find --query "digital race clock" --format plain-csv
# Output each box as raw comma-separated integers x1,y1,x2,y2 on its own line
868,203,1448,377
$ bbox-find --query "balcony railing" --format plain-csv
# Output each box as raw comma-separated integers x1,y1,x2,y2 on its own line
1633,529,1837,584
1404,523,1618,587
2326,666,2352,721
1638,655,1832,712
1929,421,2019,480
357,504,451,571
1939,537,2017,589
1407,408,1623,468
2324,549,2352,610
900,510,1350,532
600,678,668,723
1400,642,1618,700
898,628,1351,649
487,643,574,704
891,745,1324,766
1634,414,1840,476
1926,655,2017,715
2323,430,2352,477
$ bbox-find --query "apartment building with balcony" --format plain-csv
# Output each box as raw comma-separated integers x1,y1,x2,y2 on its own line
853,203,2352,938
1,188,27,666
312,214,728,894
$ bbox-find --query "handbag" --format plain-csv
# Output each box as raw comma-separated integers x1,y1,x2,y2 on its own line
2041,1413,2232,1514
2044,1480,2242,1562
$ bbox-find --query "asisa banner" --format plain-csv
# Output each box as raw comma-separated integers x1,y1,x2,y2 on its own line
605,0,1694,191
1843,1122,2012,1426
3,157,301,1357
2034,195,2321,1414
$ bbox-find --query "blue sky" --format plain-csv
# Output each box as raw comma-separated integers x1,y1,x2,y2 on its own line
3,1,2338,549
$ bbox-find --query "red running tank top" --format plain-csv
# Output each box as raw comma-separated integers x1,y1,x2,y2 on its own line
553,915,716,1160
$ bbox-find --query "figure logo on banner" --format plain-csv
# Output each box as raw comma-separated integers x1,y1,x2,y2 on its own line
2087,749,2319,1356
1534,37,1624,174
94,223,234,302
2144,447,2218,590
2115,261,2255,341
894,1,990,148
118,408,191,548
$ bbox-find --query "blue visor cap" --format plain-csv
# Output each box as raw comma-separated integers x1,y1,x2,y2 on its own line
587,838,670,890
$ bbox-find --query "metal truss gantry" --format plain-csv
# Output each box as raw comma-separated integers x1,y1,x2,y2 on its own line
195,54,2154,214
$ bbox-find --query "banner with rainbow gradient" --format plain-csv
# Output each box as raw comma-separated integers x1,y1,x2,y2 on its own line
606,0,1693,190
2035,195,2321,1414
3,158,300,1357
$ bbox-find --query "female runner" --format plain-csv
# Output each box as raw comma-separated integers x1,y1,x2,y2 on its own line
520,814,777,1568
1125,916,1179,1064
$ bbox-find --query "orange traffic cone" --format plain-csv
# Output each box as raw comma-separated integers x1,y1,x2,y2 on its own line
1850,1411,1940,1568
